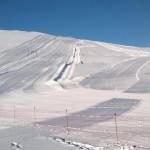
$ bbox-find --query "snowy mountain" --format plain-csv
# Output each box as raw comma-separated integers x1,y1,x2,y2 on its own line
0,30,150,94
1,30,150,149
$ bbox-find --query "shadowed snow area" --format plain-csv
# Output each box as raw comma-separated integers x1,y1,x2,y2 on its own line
40,98,140,128
125,61,150,93
81,56,150,92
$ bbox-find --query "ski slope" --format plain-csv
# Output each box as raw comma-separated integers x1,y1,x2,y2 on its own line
1,30,150,149
0,30,150,93
52,46,81,81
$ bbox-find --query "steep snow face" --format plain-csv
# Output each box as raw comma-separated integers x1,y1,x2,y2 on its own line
0,30,150,94
0,30,40,51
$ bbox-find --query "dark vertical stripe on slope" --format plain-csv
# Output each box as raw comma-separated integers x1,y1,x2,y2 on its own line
54,63,69,81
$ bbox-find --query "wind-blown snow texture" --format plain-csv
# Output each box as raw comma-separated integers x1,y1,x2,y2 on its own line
0,30,150,93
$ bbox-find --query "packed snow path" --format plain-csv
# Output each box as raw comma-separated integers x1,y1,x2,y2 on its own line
135,59,150,81
53,45,81,82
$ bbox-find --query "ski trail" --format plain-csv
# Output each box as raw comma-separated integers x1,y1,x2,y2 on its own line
52,64,66,81
136,60,150,81
67,46,80,79
52,45,81,82
59,47,76,80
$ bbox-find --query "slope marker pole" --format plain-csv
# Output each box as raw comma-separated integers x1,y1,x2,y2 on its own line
33,105,37,125
13,104,16,124
65,108,69,135
114,113,119,144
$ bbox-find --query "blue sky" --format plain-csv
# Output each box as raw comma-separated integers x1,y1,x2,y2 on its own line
0,0,150,47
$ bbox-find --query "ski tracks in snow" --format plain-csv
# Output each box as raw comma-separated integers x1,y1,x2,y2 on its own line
52,44,81,83
51,39,150,88
67,46,80,79
136,60,150,81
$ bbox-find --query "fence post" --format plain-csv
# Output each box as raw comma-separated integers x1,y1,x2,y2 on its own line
13,104,16,124
65,109,69,135
114,113,119,144
33,105,37,124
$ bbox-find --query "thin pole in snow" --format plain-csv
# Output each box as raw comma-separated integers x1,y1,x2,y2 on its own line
65,109,69,135
114,113,119,143
33,105,36,124
13,104,16,124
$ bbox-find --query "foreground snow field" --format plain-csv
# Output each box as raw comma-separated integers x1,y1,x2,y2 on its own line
0,30,150,149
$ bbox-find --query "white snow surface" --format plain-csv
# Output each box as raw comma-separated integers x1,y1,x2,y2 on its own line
0,30,40,51
0,30,150,149
0,30,150,93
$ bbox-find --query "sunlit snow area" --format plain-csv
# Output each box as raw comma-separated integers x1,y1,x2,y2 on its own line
0,30,150,149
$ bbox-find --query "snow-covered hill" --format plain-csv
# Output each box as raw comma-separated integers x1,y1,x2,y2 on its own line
0,30,150,94
0,30,39,51
1,30,150,149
